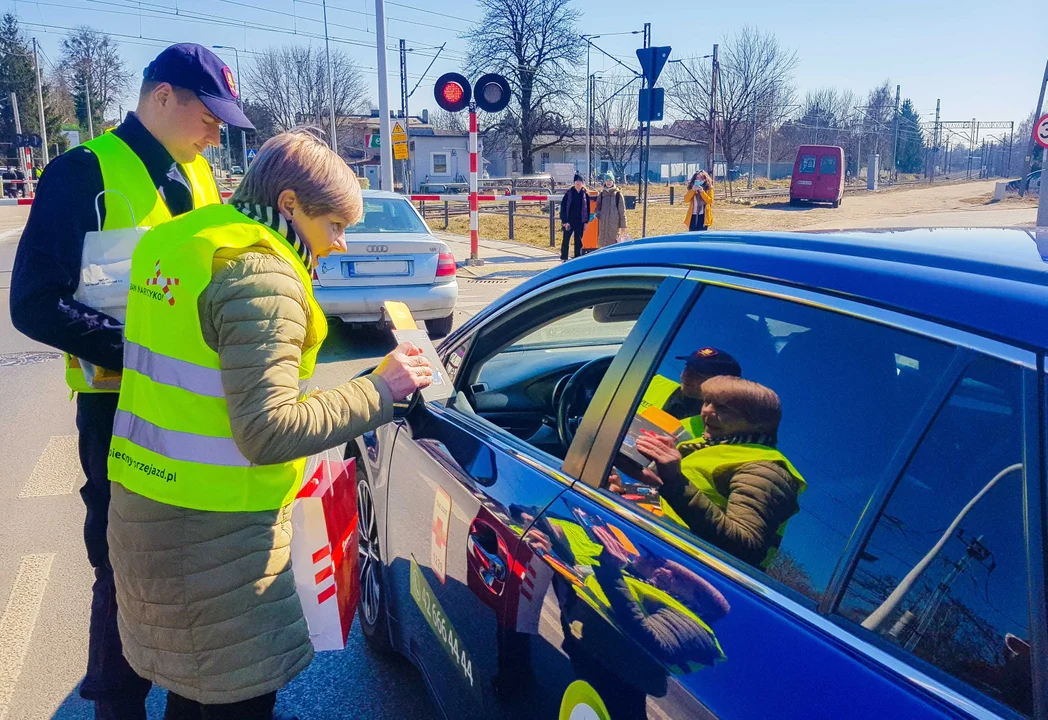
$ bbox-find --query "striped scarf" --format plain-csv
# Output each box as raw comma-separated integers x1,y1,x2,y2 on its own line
232,202,312,269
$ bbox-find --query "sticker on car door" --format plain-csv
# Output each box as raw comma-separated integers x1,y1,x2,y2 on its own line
431,487,451,584
410,556,475,687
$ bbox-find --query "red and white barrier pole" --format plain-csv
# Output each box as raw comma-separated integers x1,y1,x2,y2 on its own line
468,104,481,265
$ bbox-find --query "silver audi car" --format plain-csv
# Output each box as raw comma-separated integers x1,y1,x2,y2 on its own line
312,190,459,337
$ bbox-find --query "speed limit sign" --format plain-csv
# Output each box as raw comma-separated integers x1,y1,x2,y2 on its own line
1035,113,1048,150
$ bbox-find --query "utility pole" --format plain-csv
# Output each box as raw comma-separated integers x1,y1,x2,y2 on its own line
84,72,94,140
32,38,49,167
640,23,651,238
1006,121,1014,177
709,43,718,177
1021,60,1048,195
890,84,900,185
9,92,28,184
930,99,940,183
374,0,393,191
213,47,248,168
583,34,599,184
748,101,756,190
322,0,338,152
399,39,410,192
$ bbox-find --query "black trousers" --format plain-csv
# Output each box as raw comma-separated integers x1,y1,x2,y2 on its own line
561,225,584,259
163,690,278,720
76,393,152,717
689,214,707,232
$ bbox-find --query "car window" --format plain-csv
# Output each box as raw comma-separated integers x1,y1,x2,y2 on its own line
798,155,816,174
346,198,428,234
820,155,838,175
603,285,955,605
508,308,637,350
836,356,1032,717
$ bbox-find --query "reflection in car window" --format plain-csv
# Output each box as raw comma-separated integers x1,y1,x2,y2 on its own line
510,308,636,350
798,155,816,174
606,285,954,604
345,198,429,234
820,155,838,175
837,357,1032,716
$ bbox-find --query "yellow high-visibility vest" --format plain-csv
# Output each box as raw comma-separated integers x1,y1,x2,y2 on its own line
637,374,704,439
65,131,221,394
108,203,328,512
660,442,806,568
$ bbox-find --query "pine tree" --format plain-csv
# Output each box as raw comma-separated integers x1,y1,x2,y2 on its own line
896,98,924,174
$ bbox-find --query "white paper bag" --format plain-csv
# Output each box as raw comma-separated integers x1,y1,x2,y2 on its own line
71,190,150,323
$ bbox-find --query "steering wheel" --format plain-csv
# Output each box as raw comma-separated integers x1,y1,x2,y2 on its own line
557,355,615,448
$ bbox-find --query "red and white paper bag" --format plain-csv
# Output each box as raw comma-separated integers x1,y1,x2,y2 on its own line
290,454,360,651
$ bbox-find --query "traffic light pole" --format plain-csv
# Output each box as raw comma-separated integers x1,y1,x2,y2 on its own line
468,104,481,265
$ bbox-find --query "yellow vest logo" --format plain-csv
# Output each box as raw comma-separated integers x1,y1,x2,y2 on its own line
144,259,180,306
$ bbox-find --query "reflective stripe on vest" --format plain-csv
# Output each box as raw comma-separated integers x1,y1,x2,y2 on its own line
637,374,703,439
65,132,220,395
108,203,328,512
659,443,806,568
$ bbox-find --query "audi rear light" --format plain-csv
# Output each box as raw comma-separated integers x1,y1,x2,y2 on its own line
311,267,319,286
436,252,457,278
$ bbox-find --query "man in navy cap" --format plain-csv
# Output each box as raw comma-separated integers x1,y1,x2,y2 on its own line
10,43,253,720
637,347,742,439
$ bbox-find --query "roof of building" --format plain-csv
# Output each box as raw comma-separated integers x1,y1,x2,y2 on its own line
497,227,1048,350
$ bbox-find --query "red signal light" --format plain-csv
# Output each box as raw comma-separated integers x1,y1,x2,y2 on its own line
442,82,464,104
434,72,471,113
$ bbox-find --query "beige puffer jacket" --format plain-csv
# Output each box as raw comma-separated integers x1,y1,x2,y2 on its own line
108,244,393,704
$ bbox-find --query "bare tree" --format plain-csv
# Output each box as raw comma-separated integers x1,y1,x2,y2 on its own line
667,26,797,192
59,26,132,136
246,45,369,154
592,76,641,181
429,108,465,132
465,0,582,174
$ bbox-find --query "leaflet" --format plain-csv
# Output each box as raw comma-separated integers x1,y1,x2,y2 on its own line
383,301,453,402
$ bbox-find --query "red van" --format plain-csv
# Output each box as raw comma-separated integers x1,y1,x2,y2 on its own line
790,145,845,207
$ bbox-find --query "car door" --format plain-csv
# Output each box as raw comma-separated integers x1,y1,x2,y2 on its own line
380,269,685,718
500,272,1043,719
794,153,816,199
817,151,841,201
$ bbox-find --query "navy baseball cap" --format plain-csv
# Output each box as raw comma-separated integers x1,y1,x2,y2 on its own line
143,43,254,130
676,347,742,377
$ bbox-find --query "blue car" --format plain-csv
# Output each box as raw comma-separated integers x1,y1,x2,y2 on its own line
351,229,1048,720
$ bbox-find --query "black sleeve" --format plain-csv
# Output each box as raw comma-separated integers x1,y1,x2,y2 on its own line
560,191,569,223
9,147,126,371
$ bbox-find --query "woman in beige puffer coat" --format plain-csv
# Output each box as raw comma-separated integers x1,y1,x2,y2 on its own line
107,132,433,719
594,171,627,248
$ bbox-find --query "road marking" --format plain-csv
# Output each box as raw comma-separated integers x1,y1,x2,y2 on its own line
0,554,54,720
19,435,82,498
0,226,23,244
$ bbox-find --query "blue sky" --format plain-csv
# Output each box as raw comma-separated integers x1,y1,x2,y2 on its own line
13,0,1041,128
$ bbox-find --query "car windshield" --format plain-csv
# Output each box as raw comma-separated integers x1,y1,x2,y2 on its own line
346,198,429,234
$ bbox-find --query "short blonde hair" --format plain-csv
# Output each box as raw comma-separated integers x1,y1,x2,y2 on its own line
701,376,782,436
231,131,363,223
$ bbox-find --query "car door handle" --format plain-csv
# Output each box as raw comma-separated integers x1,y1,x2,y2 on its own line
467,533,507,584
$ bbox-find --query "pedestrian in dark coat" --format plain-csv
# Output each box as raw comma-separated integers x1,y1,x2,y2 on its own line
559,173,588,260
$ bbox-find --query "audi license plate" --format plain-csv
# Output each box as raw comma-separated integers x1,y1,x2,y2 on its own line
347,260,410,276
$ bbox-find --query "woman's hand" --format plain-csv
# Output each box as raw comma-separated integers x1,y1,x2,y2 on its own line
635,431,681,465
375,342,433,401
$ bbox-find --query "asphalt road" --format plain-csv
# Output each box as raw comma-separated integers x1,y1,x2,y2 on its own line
0,204,536,720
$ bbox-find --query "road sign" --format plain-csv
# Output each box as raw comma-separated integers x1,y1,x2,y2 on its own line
246,148,257,161
638,88,664,123
1035,113,1048,150
391,121,407,142
393,142,409,161
636,46,672,87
